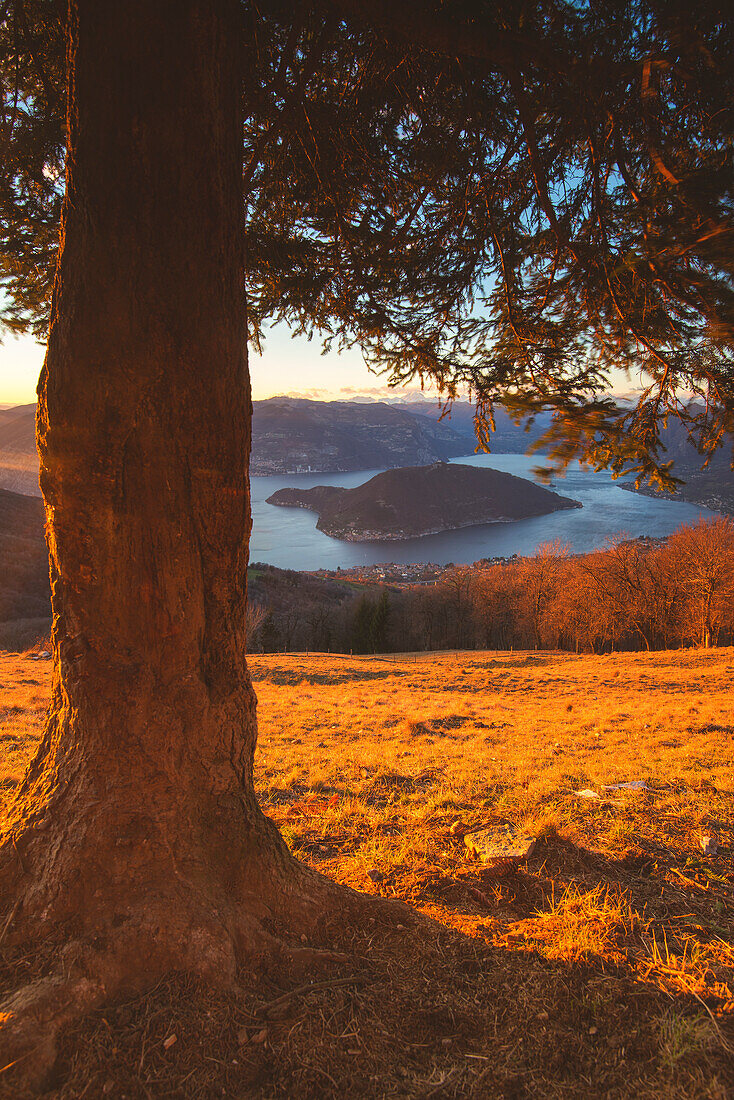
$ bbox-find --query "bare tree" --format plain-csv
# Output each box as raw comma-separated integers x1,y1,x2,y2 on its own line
666,518,734,647
246,600,268,652
520,541,570,649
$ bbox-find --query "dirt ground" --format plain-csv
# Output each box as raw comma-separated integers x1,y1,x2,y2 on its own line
1,646,733,1098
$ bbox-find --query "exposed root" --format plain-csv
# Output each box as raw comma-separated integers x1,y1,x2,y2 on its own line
0,852,418,1094
0,713,423,1096
0,965,106,1093
0,915,243,1094
0,900,22,953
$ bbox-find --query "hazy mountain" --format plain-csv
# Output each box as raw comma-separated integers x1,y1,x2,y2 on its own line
250,397,470,473
407,400,734,514
621,415,734,514
0,403,37,453
0,404,41,496
0,487,50,623
267,461,581,541
2,397,731,502
394,401,552,453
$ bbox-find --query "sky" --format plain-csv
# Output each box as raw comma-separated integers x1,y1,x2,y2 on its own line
0,324,438,408
1,322,640,409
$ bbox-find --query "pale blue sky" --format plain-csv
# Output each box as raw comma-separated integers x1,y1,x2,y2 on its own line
1,323,639,408
0,324,431,407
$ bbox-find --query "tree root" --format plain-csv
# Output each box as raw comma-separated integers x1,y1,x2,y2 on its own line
0,914,242,1094
0,964,107,1092
0,733,420,1096
0,856,416,1095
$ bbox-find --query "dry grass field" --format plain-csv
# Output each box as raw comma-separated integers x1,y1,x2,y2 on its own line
1,646,733,1098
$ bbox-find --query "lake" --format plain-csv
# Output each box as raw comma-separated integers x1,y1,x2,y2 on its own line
249,453,718,570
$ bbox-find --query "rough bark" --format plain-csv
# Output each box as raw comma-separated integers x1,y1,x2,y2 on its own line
0,1,372,1089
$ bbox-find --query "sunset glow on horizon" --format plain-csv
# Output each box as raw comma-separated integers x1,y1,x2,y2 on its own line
1,325,433,408
1,326,640,409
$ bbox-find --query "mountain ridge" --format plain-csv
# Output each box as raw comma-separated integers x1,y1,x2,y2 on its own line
250,396,469,474
3,398,732,505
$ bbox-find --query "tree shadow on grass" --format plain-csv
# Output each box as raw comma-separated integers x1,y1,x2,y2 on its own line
25,851,733,1100
1,809,732,1098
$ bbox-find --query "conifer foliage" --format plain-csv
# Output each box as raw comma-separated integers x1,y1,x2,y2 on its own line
0,4,732,1087
1,0,733,479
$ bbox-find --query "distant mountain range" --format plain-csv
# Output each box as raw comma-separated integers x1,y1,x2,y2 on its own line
394,400,550,454
267,461,581,541
1,397,731,512
251,397,473,473
0,488,50,642
0,397,545,484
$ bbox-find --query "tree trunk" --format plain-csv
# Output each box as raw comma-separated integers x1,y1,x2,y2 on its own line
0,1,358,1086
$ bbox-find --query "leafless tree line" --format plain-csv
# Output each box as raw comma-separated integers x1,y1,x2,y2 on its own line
249,517,734,655
396,517,734,653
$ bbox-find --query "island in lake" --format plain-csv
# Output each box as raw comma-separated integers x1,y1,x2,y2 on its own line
266,461,582,541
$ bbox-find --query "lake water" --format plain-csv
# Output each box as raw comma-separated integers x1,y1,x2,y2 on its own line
249,453,718,570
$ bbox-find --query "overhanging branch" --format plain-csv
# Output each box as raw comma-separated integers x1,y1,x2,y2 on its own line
326,0,559,73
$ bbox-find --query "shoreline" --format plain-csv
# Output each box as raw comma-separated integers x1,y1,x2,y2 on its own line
316,500,582,542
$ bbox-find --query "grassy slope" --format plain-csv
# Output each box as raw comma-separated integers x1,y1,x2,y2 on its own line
1,647,733,1098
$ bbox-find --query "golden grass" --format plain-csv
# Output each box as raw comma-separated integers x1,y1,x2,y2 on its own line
252,649,733,1012
507,883,641,965
1,645,733,1097
0,658,49,795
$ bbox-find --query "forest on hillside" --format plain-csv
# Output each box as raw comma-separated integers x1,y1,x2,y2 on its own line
249,517,734,656
3,512,732,657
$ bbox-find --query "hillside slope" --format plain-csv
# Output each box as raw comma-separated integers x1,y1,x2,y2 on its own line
0,403,36,454
0,405,41,496
0,397,471,480
4,397,733,493
395,399,552,451
622,461,734,515
1,647,732,1098
267,460,581,540
251,396,469,473
0,487,49,626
